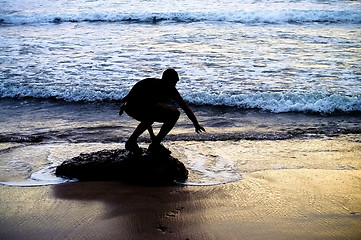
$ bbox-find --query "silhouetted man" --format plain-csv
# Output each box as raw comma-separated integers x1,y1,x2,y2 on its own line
119,69,205,153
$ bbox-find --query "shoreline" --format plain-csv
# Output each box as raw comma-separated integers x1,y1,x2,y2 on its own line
1,137,360,186
1,168,360,240
1,98,360,144
1,99,360,239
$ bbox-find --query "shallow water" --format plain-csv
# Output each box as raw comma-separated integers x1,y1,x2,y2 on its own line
1,137,360,186
1,0,360,186
0,99,360,186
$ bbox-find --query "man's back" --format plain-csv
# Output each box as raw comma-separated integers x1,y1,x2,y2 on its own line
126,78,178,106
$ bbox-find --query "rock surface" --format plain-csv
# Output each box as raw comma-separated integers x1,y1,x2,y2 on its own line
55,148,188,185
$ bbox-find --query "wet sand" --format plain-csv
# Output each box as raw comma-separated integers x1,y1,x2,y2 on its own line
1,166,360,240
1,100,360,239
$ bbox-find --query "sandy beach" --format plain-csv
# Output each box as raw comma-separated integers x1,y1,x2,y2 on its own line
1,139,360,240
1,101,360,240
2,0,361,238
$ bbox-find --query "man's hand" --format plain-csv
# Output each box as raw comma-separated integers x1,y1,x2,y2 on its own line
195,124,206,134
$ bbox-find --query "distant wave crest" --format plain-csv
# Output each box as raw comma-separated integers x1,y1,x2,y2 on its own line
2,9,361,25
184,92,361,114
1,85,360,114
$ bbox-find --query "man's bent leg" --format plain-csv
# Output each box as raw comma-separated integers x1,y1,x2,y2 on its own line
126,120,153,152
152,106,180,145
148,126,156,141
148,106,180,154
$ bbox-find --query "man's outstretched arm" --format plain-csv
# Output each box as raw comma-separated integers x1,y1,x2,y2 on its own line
173,93,205,133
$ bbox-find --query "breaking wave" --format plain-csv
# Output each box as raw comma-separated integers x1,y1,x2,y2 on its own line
1,84,360,114
2,9,361,25
184,92,361,114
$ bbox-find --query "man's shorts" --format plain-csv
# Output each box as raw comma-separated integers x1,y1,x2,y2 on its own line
125,102,178,123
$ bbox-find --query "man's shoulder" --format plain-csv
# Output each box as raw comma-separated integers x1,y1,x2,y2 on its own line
140,78,161,83
133,78,161,88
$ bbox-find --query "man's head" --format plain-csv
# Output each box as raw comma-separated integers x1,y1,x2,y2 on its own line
162,68,179,86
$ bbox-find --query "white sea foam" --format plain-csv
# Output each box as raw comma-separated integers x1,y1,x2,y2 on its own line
184,92,361,113
0,166,76,187
1,83,360,113
0,84,126,102
2,9,361,25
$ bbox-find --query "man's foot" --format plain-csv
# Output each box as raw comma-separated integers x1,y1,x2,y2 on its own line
125,140,141,153
148,143,171,155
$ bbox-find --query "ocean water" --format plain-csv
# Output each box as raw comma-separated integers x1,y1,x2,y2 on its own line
0,0,360,186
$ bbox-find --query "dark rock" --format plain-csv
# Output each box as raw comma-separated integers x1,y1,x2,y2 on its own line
55,148,188,185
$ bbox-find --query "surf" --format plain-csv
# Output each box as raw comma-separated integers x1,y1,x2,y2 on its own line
2,9,361,25
1,85,360,114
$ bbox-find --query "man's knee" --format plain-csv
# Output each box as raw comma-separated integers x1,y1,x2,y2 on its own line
170,108,180,122
154,105,180,123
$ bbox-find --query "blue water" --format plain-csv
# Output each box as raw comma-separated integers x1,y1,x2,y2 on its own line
0,0,361,186
1,0,360,113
